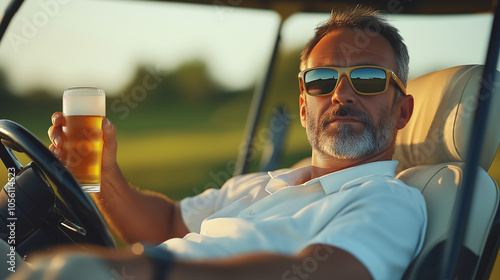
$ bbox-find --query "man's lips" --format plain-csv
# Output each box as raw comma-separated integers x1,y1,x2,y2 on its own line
327,116,363,124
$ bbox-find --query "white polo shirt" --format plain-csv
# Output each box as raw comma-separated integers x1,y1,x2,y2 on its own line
160,160,427,280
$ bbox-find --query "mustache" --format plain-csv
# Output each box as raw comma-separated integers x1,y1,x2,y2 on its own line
320,106,371,127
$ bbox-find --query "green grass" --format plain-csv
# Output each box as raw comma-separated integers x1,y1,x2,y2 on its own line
114,121,311,200
115,128,244,200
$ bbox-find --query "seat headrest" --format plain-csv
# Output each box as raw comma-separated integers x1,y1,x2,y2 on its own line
395,65,500,173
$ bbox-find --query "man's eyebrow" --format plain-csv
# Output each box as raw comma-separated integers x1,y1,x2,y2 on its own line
352,63,383,67
314,63,385,67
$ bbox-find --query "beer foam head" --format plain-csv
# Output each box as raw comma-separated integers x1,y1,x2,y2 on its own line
63,87,106,116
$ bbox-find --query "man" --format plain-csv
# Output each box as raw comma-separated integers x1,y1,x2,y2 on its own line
19,6,425,280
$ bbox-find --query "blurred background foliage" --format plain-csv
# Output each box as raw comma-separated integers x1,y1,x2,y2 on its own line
0,46,313,201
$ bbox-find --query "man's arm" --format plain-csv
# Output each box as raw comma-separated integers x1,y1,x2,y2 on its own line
166,244,372,280
48,112,189,244
10,244,372,280
90,163,189,244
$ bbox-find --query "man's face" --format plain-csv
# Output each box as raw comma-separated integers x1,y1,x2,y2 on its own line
299,29,411,160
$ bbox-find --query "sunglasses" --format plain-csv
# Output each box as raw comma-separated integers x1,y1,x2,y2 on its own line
298,65,407,96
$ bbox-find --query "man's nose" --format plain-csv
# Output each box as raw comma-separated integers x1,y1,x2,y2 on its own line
331,75,356,105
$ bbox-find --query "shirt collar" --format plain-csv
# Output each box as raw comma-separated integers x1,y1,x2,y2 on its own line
266,160,398,195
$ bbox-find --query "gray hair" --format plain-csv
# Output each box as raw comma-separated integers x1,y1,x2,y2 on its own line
300,6,410,97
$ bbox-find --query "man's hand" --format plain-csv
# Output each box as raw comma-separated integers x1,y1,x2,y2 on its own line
47,112,188,244
47,112,119,176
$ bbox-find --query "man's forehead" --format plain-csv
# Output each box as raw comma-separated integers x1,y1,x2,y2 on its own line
307,50,389,67
306,29,396,69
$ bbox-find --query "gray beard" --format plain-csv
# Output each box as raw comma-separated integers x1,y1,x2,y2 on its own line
306,105,396,160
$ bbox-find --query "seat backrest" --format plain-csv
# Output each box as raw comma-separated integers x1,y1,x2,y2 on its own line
395,65,500,279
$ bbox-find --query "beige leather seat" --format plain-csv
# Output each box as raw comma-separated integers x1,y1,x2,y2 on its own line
396,65,500,279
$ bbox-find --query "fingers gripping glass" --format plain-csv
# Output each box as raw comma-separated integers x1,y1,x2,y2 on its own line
298,66,407,96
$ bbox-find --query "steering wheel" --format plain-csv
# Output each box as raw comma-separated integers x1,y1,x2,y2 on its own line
0,119,115,258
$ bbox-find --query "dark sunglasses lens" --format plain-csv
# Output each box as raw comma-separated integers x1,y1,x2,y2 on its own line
350,68,387,94
304,69,338,95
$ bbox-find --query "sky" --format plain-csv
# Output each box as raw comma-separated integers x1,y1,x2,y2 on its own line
0,0,495,97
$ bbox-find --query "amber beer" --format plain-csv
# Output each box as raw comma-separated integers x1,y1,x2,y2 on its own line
62,87,105,193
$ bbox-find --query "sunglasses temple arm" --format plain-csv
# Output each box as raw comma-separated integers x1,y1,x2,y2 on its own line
392,72,407,95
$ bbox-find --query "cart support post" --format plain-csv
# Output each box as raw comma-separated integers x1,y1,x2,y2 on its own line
233,19,283,176
439,3,500,279
0,0,24,42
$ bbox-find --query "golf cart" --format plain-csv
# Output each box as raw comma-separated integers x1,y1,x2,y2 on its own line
0,0,499,279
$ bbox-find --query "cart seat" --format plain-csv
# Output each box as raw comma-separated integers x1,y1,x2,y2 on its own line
396,65,500,279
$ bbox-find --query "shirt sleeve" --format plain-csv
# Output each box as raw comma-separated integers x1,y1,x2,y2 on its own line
308,179,427,280
180,188,220,234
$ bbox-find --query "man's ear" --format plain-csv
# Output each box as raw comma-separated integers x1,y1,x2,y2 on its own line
299,93,307,128
396,94,414,130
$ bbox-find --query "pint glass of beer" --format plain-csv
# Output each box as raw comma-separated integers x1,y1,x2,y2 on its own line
62,87,105,193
